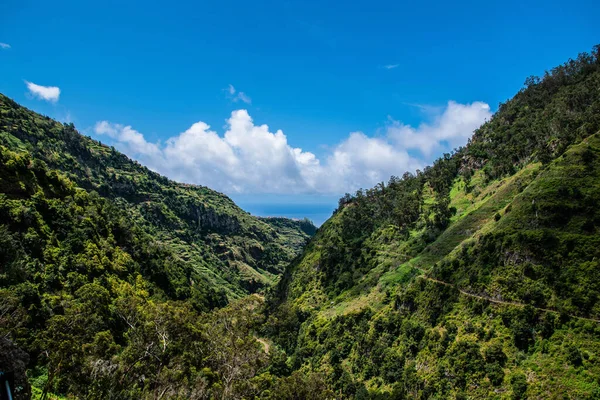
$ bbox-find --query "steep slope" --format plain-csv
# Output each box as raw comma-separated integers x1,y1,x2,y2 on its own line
0,95,318,399
0,139,324,399
2,46,600,400
264,46,600,398
0,93,315,298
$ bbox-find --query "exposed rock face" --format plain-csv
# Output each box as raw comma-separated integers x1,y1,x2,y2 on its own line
0,337,31,400
195,204,241,234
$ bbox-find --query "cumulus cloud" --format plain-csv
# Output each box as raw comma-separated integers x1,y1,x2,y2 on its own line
94,101,490,195
387,101,491,156
25,81,61,103
94,121,160,156
227,84,252,104
324,132,420,192
95,110,316,193
0,43,10,49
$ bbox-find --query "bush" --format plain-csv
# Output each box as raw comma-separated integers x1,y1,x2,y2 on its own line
510,373,528,400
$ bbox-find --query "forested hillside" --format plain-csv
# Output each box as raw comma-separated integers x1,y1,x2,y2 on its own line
0,94,315,298
2,46,600,400
263,45,600,399
0,95,316,398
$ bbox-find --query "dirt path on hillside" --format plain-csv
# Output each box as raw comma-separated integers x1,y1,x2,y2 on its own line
416,274,600,324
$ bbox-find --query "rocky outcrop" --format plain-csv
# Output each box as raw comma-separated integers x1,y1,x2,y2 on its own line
194,204,241,234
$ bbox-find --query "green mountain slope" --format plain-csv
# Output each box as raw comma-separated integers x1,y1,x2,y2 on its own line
2,46,600,400
0,94,318,399
0,93,315,298
264,46,600,398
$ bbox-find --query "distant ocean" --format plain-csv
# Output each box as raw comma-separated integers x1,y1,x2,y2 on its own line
231,195,338,227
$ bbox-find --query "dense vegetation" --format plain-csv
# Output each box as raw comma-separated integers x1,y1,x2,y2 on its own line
0,94,315,297
0,96,318,399
264,45,600,399
1,45,600,399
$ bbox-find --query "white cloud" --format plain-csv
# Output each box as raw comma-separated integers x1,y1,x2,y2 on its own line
94,121,160,156
236,92,252,104
227,84,252,104
383,64,399,69
387,101,491,156
0,43,10,49
323,132,420,192
93,101,490,195
25,81,61,103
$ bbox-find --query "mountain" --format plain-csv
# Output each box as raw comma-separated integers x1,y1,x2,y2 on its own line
263,45,600,398
0,94,316,398
2,45,600,400
0,93,315,299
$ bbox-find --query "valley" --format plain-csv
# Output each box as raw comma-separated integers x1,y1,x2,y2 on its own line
1,45,600,399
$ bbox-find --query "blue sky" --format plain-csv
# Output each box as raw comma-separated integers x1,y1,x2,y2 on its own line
1,0,598,225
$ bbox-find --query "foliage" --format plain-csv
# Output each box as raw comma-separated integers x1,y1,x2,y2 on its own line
264,45,600,398
0,94,315,297
2,45,600,399
0,94,315,399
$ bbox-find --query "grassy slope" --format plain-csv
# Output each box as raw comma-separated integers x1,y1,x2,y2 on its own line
267,48,600,398
433,133,600,317
281,162,542,317
270,135,600,399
